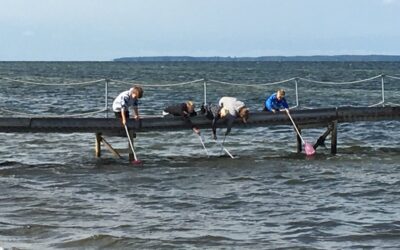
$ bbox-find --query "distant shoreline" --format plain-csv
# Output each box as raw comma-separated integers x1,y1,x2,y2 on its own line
114,55,400,62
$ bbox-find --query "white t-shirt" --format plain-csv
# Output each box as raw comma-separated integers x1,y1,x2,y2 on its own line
218,97,245,116
112,88,138,112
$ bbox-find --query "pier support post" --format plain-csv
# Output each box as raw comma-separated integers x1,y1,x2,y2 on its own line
95,132,102,157
95,133,122,158
101,136,121,158
314,125,333,150
331,120,338,155
296,128,302,153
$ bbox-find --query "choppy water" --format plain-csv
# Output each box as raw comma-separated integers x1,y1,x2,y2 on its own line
1,62,400,249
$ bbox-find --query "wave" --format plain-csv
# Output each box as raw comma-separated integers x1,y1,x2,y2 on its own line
56,234,236,249
54,234,139,249
332,230,400,242
330,188,388,198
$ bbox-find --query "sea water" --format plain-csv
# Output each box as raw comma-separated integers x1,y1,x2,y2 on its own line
0,61,400,249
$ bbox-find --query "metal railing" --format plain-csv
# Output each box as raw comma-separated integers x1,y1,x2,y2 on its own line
0,74,399,117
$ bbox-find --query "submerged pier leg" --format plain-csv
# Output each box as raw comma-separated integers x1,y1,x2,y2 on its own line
296,128,302,153
331,120,338,155
95,132,102,157
101,136,121,158
314,125,333,150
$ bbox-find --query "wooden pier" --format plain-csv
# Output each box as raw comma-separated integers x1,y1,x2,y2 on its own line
1,106,399,158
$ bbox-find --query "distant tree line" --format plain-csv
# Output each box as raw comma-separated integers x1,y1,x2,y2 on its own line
114,55,400,62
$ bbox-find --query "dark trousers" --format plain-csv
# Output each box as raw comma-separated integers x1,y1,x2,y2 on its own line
114,111,129,120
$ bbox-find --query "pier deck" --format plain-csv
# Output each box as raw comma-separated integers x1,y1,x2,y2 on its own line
1,106,399,156
0,107,398,134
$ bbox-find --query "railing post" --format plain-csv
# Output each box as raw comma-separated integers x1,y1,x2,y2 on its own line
105,79,110,118
295,78,299,108
331,120,338,155
381,74,385,107
203,79,207,105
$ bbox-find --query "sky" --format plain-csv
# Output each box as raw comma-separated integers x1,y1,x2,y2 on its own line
1,0,400,61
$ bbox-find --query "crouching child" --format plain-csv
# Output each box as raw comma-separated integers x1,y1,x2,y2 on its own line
163,101,201,134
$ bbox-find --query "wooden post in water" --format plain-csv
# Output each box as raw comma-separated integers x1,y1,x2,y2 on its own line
95,132,102,157
297,128,302,153
101,136,121,158
314,125,333,150
331,120,338,155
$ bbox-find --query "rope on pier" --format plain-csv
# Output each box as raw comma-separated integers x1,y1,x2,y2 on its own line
298,75,381,85
0,107,108,118
368,101,385,107
386,75,400,81
207,78,296,87
1,74,399,117
2,74,397,87
110,78,204,87
0,77,106,86
386,102,400,106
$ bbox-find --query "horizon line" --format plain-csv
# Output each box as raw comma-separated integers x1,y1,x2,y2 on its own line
2,54,400,62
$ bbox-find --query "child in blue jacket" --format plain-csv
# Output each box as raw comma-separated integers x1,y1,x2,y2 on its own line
264,89,289,113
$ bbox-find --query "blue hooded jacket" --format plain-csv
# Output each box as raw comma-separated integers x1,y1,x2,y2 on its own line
265,93,289,111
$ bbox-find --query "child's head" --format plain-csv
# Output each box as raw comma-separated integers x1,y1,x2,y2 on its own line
220,107,229,118
186,101,195,113
238,107,249,123
276,89,285,100
132,86,144,99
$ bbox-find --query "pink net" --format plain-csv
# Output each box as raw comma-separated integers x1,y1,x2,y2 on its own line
304,143,316,156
